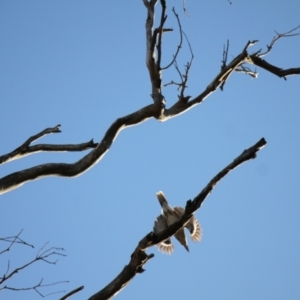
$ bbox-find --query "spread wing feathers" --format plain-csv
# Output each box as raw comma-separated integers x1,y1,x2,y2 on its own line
186,215,202,242
174,206,202,242
153,214,174,255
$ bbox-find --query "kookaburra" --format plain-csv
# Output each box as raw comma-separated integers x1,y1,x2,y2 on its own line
153,191,202,254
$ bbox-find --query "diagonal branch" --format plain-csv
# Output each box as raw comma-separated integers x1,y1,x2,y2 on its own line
248,55,300,79
0,125,98,165
60,286,84,300
88,137,267,300
0,229,34,255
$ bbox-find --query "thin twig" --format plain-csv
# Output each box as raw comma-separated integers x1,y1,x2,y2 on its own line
161,7,183,70
221,40,229,70
0,243,66,285
182,0,190,16
1,278,68,298
258,25,300,57
0,229,34,255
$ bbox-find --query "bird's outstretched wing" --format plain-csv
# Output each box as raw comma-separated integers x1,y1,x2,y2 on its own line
153,214,174,255
186,215,202,242
174,206,202,242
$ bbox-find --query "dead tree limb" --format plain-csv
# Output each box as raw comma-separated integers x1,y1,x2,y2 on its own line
88,137,267,300
0,236,68,297
0,242,66,284
0,124,98,165
0,2,298,195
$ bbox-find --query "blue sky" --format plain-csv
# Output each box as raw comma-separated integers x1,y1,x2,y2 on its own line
1,1,300,299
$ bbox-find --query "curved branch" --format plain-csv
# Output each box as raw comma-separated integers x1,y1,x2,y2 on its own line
88,138,267,300
0,103,161,195
0,6,299,195
0,33,295,195
161,7,183,70
249,55,300,79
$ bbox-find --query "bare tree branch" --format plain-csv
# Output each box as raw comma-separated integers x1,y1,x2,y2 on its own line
0,236,67,297
164,30,194,101
0,4,298,196
248,55,300,79
88,138,267,300
0,242,66,285
1,3,298,299
258,25,300,57
243,25,300,79
156,0,167,69
143,0,162,99
0,124,98,165
235,64,258,78
221,40,230,70
60,286,84,300
161,7,183,70
1,278,68,298
0,41,256,195
0,229,34,255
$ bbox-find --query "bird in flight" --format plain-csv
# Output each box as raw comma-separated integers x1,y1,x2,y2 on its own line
153,191,202,254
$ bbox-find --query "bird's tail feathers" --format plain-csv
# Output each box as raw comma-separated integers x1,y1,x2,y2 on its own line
156,191,168,207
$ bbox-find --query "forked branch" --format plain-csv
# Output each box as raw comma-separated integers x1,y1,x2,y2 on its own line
245,25,300,79
0,239,68,297
0,3,298,195
258,25,300,57
0,229,33,255
0,124,98,165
